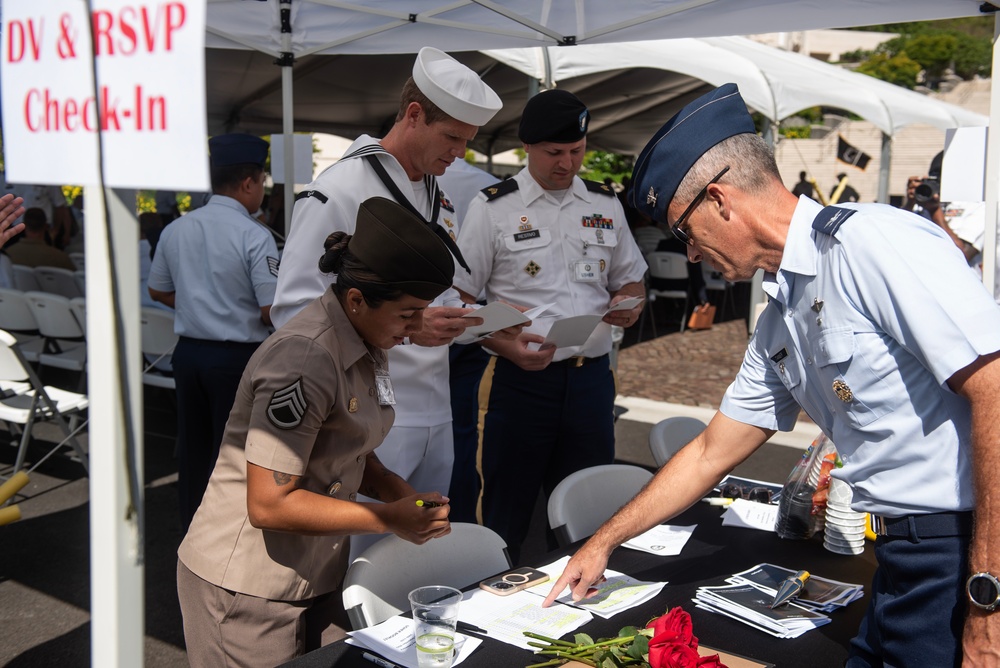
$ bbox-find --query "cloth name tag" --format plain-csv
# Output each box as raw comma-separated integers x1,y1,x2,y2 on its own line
514,229,541,242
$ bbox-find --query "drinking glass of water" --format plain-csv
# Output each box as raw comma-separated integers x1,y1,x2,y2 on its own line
408,585,462,668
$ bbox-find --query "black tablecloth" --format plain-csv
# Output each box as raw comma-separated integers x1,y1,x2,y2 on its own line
282,503,876,668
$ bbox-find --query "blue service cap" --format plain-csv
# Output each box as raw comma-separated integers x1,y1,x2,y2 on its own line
209,133,269,168
628,84,754,224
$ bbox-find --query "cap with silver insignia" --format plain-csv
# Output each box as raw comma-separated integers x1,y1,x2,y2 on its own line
628,83,755,224
518,89,590,144
412,47,502,127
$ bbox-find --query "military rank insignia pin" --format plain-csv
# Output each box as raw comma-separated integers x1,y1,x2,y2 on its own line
832,379,853,403
646,187,657,206
348,397,359,413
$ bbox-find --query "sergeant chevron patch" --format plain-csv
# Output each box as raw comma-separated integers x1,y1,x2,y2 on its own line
267,378,307,430
267,256,280,277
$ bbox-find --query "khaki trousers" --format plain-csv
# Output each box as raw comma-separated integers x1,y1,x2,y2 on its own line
177,560,349,667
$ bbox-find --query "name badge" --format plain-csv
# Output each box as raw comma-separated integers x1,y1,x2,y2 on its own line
375,372,395,405
514,229,541,243
572,259,600,283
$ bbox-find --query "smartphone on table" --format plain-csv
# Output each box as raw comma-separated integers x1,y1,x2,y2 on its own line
479,567,550,596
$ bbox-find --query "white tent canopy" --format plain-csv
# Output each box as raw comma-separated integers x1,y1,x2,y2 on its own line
481,37,987,149
205,0,988,55
206,36,987,159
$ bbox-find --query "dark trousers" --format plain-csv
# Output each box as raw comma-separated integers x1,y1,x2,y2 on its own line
448,343,491,523
847,531,970,667
477,355,615,562
173,337,261,533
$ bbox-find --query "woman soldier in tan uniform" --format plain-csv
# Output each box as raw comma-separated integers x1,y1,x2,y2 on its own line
176,197,458,666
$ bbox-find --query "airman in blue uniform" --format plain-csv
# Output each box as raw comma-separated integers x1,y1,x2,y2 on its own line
149,133,279,533
544,84,1000,667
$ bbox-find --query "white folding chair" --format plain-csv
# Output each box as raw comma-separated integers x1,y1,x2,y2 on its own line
23,291,88,376
68,252,85,272
0,288,45,363
637,251,690,340
34,266,84,299
74,270,86,297
547,464,654,547
342,523,511,630
0,329,89,474
648,416,707,468
701,264,734,320
12,265,41,292
140,307,177,389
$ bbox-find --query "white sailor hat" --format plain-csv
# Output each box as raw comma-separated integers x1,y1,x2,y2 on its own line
412,47,502,127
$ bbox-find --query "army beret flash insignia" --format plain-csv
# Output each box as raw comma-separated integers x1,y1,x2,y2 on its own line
268,378,308,429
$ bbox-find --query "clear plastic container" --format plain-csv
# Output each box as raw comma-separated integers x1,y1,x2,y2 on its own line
774,434,838,540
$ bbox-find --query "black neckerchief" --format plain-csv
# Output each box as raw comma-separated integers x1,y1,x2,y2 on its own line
361,153,471,274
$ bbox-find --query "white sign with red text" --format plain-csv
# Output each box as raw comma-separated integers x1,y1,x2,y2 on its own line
1,0,208,190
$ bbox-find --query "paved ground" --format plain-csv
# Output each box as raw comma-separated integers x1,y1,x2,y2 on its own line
0,310,810,667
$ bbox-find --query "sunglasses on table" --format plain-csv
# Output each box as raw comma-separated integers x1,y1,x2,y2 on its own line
669,165,730,245
720,483,774,504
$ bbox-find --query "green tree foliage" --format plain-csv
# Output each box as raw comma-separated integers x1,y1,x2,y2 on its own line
581,150,633,184
844,18,991,86
855,51,923,89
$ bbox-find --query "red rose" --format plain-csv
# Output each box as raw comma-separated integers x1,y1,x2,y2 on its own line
646,607,697,647
697,653,727,667
649,641,701,668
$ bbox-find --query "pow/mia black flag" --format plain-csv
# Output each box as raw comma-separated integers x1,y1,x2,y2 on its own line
836,136,871,170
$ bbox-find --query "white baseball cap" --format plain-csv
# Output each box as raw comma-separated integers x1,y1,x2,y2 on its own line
412,47,502,127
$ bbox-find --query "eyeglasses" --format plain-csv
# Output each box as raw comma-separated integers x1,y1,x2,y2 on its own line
669,165,730,245
720,482,773,504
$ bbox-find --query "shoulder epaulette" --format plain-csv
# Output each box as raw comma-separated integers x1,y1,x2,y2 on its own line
812,206,857,236
481,179,518,201
295,190,328,204
584,180,616,197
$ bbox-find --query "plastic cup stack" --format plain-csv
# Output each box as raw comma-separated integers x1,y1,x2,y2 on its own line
823,478,866,556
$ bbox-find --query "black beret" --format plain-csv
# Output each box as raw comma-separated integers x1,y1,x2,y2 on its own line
518,89,590,144
209,134,269,168
349,197,455,300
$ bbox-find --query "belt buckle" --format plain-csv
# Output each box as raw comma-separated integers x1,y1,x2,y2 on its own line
871,514,887,536
571,356,585,368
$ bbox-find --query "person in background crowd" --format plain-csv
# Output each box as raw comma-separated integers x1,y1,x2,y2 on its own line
6,207,76,271
148,133,280,534
438,159,501,523
0,194,26,250
545,83,1000,668
791,171,815,199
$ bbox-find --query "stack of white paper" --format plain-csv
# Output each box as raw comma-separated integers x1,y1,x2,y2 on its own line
693,583,830,639
346,615,482,667
727,563,864,612
692,563,864,639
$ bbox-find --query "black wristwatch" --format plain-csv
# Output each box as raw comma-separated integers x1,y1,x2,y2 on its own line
967,572,1000,612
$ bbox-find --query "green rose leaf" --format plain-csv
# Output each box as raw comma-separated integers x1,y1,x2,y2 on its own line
618,625,640,638
628,634,650,660
574,632,595,646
